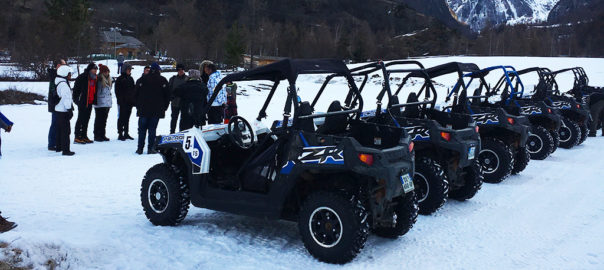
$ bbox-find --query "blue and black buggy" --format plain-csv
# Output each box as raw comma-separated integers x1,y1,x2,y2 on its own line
140,59,418,264
313,60,482,215
422,62,530,183
525,67,591,147
465,66,561,160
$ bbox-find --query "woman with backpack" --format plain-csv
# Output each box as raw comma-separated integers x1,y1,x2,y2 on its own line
93,64,113,142
54,65,75,156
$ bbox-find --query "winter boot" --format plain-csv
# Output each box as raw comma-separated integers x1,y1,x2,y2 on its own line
62,151,75,156
74,137,87,144
0,213,17,233
588,131,596,137
83,137,94,144
136,148,144,155
125,134,134,140
148,148,158,155
102,136,110,142
118,134,126,141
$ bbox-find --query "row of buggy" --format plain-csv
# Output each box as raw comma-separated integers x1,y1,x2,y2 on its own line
138,59,602,264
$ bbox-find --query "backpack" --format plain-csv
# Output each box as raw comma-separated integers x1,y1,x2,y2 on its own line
48,80,60,110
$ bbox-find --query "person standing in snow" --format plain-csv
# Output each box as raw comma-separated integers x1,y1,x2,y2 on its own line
93,64,113,142
199,60,213,84
588,92,604,137
115,64,136,141
47,59,66,151
224,82,238,120
0,110,14,158
73,63,98,144
173,69,208,131
117,52,125,74
135,62,170,155
0,212,17,233
54,65,75,156
204,62,226,124
168,63,188,133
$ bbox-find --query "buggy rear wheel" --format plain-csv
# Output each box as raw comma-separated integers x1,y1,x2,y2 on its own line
549,129,560,154
512,146,531,175
449,160,483,201
526,126,553,160
478,137,514,183
298,191,369,264
578,123,588,145
558,117,581,149
414,157,448,215
372,193,418,238
141,163,190,226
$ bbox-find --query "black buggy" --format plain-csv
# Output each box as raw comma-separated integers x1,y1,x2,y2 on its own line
532,68,591,147
312,60,482,214
140,59,418,264
423,62,530,183
468,66,561,160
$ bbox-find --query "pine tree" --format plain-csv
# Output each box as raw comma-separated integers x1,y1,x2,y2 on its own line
224,22,245,68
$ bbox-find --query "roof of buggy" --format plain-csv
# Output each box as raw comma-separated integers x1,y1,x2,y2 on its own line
407,62,480,78
220,58,350,83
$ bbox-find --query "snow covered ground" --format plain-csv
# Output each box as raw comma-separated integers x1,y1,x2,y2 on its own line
1,56,604,269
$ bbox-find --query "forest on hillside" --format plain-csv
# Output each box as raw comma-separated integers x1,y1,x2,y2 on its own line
1,0,603,77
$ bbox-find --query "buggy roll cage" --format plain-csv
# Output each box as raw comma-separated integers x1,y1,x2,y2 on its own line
311,61,437,124
457,66,526,106
205,59,364,130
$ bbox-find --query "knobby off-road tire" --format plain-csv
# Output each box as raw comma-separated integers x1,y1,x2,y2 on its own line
478,137,514,184
549,129,560,154
373,193,419,238
558,117,581,149
512,146,531,175
298,191,369,264
449,160,483,201
578,123,588,145
141,163,190,226
413,157,449,215
526,126,554,160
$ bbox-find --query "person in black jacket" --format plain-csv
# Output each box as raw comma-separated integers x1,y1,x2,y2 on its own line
47,59,66,151
168,63,188,133
173,69,208,131
72,63,98,144
135,62,170,155
115,64,136,141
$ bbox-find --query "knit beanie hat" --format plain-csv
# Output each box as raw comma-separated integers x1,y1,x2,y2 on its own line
99,64,110,73
188,69,201,80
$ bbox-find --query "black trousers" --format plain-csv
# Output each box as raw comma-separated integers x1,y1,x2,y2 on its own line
75,104,92,138
55,111,72,153
207,105,224,124
170,105,180,133
138,117,160,150
118,105,133,135
94,107,110,139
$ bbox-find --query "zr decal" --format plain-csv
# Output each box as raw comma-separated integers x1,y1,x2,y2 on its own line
521,106,542,115
552,101,571,109
404,126,430,141
471,113,499,125
298,146,344,165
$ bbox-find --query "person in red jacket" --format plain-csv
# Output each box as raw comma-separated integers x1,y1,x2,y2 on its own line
73,63,98,144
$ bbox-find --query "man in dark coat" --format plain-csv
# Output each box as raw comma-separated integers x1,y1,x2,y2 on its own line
72,63,98,144
168,63,188,133
115,64,136,140
174,70,208,131
135,62,170,154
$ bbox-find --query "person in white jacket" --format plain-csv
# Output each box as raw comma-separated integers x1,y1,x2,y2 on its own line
55,65,75,156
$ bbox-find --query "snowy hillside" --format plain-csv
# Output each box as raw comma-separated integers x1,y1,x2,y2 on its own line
1,56,604,269
447,0,559,31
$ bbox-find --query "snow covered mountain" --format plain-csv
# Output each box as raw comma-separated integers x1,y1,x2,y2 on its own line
446,0,559,31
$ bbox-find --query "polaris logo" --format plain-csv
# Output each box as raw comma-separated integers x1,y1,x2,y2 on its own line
404,126,430,141
471,113,499,125
521,106,542,115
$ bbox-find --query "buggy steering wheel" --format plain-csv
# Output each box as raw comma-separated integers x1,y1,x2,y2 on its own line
227,116,256,150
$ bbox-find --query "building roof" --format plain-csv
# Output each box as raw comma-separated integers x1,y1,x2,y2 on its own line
100,31,145,48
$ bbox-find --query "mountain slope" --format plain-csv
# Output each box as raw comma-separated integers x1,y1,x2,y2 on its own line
447,0,559,31
548,0,604,23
